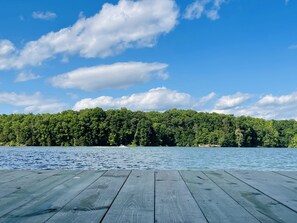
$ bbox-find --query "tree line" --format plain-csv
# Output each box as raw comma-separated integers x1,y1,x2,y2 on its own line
0,108,297,148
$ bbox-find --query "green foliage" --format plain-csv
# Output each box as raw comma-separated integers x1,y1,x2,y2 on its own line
0,108,296,147
289,135,297,148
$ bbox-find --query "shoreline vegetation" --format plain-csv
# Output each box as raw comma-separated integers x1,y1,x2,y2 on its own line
0,108,297,148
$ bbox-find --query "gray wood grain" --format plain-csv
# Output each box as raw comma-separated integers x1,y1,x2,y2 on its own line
46,170,130,223
0,171,82,222
275,171,297,181
205,171,297,223
228,171,297,211
0,170,81,218
0,170,60,199
0,170,297,223
102,170,154,223
181,170,259,223
0,170,104,223
0,170,34,185
0,170,13,176
155,170,207,223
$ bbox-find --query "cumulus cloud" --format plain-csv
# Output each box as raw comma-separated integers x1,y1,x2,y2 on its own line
184,0,225,20
0,0,178,70
50,62,168,91
212,104,297,120
0,40,15,56
32,11,57,20
15,71,40,82
212,92,297,120
215,92,251,109
2,88,294,119
72,90,297,120
73,87,193,111
252,92,297,119
0,92,66,113
258,93,297,105
198,92,216,105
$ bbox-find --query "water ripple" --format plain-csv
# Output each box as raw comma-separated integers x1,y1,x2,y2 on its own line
0,147,296,171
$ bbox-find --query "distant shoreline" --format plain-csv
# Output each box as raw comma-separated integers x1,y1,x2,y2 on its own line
1,108,297,148
0,145,295,149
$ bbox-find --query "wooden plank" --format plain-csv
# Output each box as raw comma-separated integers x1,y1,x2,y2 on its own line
155,170,207,223
0,170,34,184
0,171,16,181
0,170,14,175
0,170,295,222
102,170,154,223
228,171,297,212
46,170,130,223
275,171,297,181
180,171,259,223
0,170,61,199
206,171,297,223
0,170,105,223
0,170,83,218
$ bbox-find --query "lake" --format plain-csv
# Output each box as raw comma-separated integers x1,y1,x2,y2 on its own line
0,147,296,171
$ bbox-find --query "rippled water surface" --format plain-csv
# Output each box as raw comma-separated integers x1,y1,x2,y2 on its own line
0,147,296,171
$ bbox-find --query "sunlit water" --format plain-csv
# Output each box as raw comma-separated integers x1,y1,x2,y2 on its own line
0,147,296,171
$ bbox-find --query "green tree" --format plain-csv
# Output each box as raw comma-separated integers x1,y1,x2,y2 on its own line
289,135,297,148
133,119,157,146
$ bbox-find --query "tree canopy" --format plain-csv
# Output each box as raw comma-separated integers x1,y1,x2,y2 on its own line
0,108,297,147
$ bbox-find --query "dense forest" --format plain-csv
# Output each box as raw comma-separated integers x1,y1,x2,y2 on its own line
0,108,297,148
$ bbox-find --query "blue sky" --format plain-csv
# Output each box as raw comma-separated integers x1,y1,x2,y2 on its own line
0,0,296,119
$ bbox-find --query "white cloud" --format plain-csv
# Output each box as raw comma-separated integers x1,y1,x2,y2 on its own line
212,104,297,120
1,88,294,119
73,87,193,111
50,62,168,91
0,40,15,56
198,92,216,105
212,92,297,120
215,92,251,109
0,0,178,70
184,0,206,20
184,0,225,21
15,71,40,82
0,92,66,113
258,93,297,105
72,89,297,120
32,11,57,20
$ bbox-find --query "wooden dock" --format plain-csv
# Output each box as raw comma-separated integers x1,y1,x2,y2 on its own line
0,170,297,222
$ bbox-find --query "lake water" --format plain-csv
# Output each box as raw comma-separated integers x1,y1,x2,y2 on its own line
0,147,296,171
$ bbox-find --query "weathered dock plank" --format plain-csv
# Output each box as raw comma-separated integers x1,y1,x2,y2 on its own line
0,170,34,185
0,170,82,218
46,170,130,223
102,170,154,223
0,170,14,176
0,170,296,223
0,170,105,223
0,170,61,199
275,171,297,181
205,171,297,223
155,170,207,223
227,171,297,212
180,171,259,223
